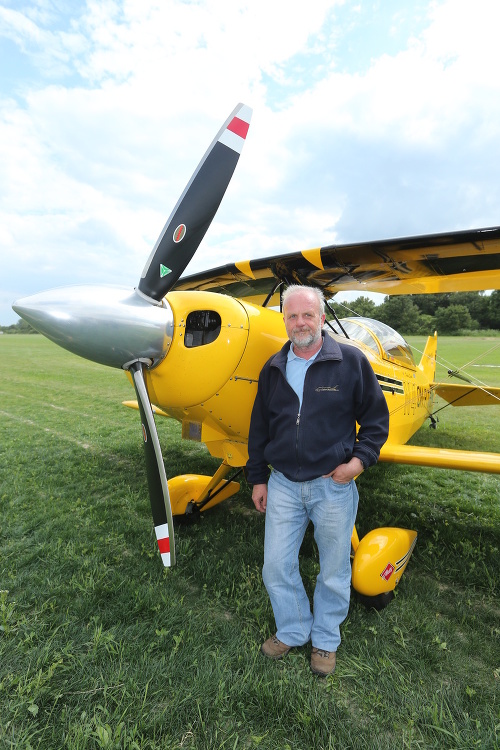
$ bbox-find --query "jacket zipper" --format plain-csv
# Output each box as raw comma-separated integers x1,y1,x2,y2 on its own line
295,411,301,472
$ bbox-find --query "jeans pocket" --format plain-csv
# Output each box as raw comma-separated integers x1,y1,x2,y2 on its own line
329,477,351,488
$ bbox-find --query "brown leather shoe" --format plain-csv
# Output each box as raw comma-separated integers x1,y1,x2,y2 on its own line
261,635,291,660
310,648,336,676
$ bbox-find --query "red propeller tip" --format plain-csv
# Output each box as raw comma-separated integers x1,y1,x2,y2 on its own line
155,523,172,566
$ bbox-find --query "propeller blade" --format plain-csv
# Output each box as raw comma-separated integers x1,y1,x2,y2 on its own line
138,102,252,303
130,361,175,567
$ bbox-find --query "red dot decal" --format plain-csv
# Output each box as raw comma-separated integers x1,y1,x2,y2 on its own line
173,224,187,243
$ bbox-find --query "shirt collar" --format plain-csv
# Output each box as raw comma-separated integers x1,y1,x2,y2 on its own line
288,341,322,363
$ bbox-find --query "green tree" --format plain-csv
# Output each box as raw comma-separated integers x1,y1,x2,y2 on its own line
452,292,489,328
415,313,436,335
326,296,378,321
412,293,446,316
0,319,37,334
344,296,378,318
376,296,422,334
412,291,493,328
434,304,473,333
489,290,500,329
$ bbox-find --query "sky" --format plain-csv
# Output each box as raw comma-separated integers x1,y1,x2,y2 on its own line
1,0,500,324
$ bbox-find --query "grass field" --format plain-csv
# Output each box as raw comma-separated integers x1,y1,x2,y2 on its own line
1,334,499,749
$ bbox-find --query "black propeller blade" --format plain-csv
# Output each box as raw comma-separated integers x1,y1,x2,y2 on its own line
130,361,176,566
138,103,252,303
129,104,252,565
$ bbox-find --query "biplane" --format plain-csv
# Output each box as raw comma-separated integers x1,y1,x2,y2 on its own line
12,104,500,605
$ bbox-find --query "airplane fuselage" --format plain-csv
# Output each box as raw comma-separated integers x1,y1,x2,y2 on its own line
130,291,436,469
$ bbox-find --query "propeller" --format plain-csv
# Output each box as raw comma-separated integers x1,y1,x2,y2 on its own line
130,360,175,566
138,103,252,303
133,102,252,566
12,103,253,567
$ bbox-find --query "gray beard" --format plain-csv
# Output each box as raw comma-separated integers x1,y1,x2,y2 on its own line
291,329,321,349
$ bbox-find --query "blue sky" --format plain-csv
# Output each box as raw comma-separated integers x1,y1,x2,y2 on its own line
1,0,499,324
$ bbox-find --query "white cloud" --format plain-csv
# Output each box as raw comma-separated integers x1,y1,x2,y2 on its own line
1,0,500,324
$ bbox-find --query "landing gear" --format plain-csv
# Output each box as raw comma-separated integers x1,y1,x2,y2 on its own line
167,461,242,517
173,500,201,526
351,526,417,605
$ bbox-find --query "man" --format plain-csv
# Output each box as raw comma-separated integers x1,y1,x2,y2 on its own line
246,285,389,676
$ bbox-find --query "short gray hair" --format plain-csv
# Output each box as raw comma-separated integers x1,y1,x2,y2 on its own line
282,285,325,316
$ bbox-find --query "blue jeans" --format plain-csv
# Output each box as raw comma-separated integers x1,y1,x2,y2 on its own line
263,469,359,652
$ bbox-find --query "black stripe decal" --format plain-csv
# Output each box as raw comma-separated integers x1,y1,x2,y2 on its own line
395,537,418,571
379,384,405,395
377,375,404,386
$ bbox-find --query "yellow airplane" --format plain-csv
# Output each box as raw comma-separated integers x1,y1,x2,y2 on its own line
13,104,500,607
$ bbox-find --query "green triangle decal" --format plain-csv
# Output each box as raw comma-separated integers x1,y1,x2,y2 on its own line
160,264,172,278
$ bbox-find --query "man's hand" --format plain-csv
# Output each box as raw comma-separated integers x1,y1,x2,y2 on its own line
323,456,364,484
252,483,268,513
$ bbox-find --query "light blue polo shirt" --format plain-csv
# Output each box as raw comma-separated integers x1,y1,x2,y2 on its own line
286,343,321,408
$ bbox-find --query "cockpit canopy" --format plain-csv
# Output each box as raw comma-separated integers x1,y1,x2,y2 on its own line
339,317,416,368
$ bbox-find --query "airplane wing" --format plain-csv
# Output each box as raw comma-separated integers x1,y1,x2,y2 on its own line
383,379,500,471
432,383,500,406
380,443,500,474
174,225,500,303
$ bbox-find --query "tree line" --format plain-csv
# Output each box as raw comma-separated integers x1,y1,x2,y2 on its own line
329,290,500,335
0,319,38,334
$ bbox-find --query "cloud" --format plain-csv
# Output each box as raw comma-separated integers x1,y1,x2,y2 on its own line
1,0,500,324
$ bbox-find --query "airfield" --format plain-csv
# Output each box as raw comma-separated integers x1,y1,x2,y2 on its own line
1,334,499,749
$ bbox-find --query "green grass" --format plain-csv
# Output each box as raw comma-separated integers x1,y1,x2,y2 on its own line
1,335,499,750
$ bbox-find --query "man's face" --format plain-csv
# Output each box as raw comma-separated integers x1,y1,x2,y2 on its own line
283,291,325,351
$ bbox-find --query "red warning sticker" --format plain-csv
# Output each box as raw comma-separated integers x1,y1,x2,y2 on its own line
381,563,395,581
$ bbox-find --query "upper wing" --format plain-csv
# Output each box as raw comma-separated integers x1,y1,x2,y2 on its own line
174,226,500,303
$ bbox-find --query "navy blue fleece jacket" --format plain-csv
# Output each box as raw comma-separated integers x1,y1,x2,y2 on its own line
246,332,389,485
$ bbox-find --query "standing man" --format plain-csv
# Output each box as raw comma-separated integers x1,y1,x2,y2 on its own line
246,285,389,676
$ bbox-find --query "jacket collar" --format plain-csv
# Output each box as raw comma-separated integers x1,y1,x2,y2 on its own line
271,332,343,372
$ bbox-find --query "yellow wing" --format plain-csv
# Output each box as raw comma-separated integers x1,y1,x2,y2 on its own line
380,444,500,474
174,226,500,302
433,383,500,406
